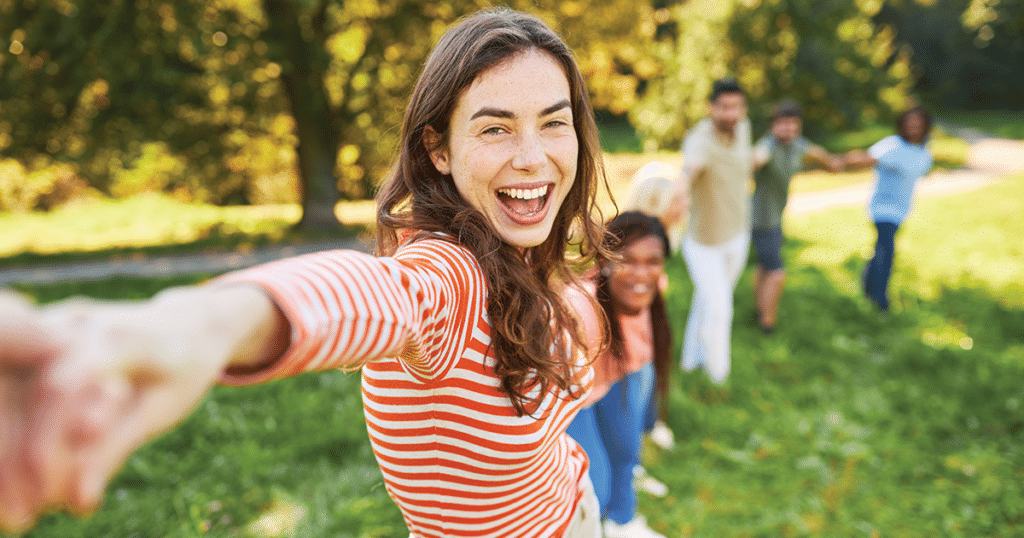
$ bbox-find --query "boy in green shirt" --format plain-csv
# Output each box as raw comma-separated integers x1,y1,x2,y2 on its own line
751,100,842,334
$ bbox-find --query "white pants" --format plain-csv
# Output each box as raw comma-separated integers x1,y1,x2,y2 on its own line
563,471,602,538
681,232,750,383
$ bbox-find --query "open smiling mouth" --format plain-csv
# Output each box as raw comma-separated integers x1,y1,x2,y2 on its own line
496,184,552,224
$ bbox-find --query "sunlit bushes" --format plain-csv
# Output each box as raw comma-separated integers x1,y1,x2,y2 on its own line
0,159,96,212
0,141,303,213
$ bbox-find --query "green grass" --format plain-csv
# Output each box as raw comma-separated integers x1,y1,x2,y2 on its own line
12,172,1024,537
640,172,1024,537
4,143,1018,538
0,193,369,266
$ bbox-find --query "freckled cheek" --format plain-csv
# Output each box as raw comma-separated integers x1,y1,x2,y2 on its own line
551,138,579,179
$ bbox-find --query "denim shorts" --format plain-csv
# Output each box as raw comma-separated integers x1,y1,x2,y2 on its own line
752,226,784,271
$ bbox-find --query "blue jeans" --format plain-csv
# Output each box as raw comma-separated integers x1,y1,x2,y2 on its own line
864,221,899,311
565,406,611,513
639,361,658,432
566,363,655,524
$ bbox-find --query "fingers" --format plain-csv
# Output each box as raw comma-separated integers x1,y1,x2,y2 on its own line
69,382,197,515
0,291,61,366
0,294,48,532
0,291,224,528
25,336,134,515
0,372,39,535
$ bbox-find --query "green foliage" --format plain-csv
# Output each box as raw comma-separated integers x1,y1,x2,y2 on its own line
0,158,94,211
729,0,915,133
878,0,1024,110
0,0,653,221
629,1,735,149
0,1,295,204
631,0,916,150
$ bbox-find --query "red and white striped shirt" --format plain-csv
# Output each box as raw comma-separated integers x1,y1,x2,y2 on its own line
218,238,593,537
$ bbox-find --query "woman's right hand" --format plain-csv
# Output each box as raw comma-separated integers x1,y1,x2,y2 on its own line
0,285,287,533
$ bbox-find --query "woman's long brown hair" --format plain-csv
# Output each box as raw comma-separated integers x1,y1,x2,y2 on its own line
374,9,612,416
595,212,673,420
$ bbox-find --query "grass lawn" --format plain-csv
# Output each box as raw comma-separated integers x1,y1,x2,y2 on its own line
0,194,370,264
11,165,1024,537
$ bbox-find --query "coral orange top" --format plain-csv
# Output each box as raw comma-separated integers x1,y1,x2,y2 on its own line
217,238,592,538
565,279,653,405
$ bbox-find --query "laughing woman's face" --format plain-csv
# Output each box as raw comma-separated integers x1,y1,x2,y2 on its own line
426,49,578,248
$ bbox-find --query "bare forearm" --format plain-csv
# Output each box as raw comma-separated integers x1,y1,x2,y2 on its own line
842,149,877,169
152,284,290,373
807,146,844,173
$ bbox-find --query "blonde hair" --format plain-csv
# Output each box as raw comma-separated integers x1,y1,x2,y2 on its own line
624,162,681,223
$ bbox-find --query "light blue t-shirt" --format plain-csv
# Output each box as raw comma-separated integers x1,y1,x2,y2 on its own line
868,135,933,224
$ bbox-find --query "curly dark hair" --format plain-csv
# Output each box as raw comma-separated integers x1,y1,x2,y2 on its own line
896,105,932,143
374,8,612,416
595,211,673,419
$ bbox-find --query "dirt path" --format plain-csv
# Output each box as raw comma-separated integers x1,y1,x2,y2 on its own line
788,137,1024,214
2,137,1022,286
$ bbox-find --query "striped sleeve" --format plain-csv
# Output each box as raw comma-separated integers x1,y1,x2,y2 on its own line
216,239,483,385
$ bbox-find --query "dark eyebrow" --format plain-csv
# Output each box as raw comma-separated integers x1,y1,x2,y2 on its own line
541,99,571,117
468,99,571,121
470,107,515,121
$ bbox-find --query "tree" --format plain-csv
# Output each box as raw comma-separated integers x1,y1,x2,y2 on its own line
0,1,296,211
0,0,654,230
876,0,1024,110
630,0,915,149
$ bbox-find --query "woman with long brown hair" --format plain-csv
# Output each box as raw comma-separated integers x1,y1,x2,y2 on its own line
0,9,614,538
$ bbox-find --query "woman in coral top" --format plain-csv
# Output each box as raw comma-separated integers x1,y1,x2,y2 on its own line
0,9,616,538
565,211,673,538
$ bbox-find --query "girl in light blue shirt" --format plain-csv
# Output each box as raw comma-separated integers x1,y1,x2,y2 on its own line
846,106,934,313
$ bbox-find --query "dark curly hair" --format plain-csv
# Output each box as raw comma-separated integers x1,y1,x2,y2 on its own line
595,211,673,419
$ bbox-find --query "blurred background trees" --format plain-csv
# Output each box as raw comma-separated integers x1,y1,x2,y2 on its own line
0,0,1020,230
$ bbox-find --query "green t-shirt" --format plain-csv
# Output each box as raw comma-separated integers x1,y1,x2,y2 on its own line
751,135,815,229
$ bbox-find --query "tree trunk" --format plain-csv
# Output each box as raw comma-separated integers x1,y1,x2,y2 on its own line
262,0,342,232
294,117,342,231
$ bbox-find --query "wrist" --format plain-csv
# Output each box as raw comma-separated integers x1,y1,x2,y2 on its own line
151,285,288,372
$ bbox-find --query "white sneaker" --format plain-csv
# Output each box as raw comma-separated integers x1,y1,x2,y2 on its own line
602,515,666,538
632,465,669,498
648,420,676,449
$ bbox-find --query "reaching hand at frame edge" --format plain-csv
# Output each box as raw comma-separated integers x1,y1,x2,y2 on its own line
0,285,288,534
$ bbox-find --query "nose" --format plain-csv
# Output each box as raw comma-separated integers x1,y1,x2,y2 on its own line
511,129,545,172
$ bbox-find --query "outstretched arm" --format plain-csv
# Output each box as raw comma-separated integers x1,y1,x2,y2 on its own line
805,145,845,173
0,241,472,533
841,148,878,170
0,284,288,533
673,130,708,224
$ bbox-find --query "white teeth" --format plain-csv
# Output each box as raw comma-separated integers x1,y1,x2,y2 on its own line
498,185,549,200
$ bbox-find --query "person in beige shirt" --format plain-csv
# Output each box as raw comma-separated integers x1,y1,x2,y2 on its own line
674,79,752,384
